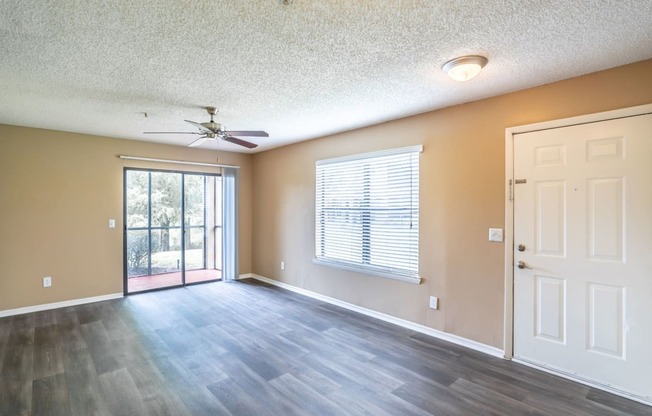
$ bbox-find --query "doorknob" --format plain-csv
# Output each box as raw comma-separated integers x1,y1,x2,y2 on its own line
517,261,532,269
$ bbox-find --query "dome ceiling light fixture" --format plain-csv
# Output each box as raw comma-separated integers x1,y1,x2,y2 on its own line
442,55,488,82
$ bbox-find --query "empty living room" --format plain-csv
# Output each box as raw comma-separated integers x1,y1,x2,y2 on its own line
1,1,651,415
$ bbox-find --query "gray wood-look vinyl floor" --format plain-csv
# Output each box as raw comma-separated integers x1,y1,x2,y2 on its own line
0,278,650,416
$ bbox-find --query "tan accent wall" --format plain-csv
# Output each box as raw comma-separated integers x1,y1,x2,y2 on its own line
0,127,253,311
251,59,652,348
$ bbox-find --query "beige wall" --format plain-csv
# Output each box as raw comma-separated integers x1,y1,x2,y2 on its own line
0,127,253,311
251,59,652,349
2,59,651,347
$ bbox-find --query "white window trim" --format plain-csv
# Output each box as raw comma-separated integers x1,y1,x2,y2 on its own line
315,144,423,284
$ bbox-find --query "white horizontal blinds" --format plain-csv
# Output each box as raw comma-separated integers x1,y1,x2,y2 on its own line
316,146,421,280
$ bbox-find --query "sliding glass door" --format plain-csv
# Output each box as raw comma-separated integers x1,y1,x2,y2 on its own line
124,169,222,293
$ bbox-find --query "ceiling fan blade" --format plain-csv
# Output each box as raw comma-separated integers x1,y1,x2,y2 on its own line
224,130,269,137
188,136,210,147
143,131,202,135
185,119,212,133
223,135,258,149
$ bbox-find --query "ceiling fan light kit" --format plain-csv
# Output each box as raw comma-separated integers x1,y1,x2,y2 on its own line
143,106,268,149
442,55,488,82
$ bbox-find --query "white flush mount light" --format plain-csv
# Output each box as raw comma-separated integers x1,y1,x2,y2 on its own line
442,55,488,82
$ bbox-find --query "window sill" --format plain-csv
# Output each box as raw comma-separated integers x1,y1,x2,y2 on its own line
312,258,421,284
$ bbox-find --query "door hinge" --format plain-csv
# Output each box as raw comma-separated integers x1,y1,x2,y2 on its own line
514,179,527,184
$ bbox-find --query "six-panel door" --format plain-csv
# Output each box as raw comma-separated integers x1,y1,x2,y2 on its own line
513,114,652,401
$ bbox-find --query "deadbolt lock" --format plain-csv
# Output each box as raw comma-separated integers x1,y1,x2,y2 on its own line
517,244,526,252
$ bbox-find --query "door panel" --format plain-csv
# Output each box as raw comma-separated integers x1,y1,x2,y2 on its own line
513,114,652,401
587,178,624,261
535,181,566,256
587,283,624,358
183,174,222,284
534,275,566,343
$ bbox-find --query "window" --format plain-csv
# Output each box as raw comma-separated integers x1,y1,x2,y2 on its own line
315,145,421,283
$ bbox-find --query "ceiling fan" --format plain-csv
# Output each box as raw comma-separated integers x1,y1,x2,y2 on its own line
144,106,268,149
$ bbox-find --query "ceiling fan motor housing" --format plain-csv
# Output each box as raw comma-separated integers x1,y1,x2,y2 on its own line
201,121,224,132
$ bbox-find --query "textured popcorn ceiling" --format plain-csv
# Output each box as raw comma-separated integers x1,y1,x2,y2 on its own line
1,1,652,153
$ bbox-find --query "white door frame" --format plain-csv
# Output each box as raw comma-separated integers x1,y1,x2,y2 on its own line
503,103,652,360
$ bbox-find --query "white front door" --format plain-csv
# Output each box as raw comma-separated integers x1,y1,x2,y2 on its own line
513,114,652,401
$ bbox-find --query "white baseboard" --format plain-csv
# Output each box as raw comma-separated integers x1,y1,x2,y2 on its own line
247,274,505,359
0,293,124,318
237,273,255,280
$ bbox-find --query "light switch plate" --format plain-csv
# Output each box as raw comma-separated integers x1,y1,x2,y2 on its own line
489,228,503,242
108,219,116,228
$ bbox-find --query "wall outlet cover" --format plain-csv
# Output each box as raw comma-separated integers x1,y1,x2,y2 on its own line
429,296,439,310
43,276,52,288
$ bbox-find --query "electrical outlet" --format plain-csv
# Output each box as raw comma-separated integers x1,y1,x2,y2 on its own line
429,296,438,310
43,276,52,288
280,261,285,271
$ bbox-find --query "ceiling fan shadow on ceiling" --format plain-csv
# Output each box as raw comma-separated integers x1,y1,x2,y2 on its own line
143,106,268,149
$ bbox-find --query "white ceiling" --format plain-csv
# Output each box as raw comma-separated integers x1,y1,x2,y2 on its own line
1,1,651,153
